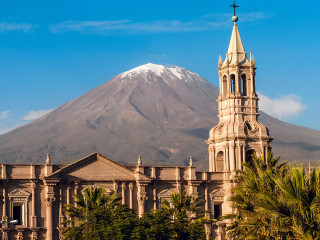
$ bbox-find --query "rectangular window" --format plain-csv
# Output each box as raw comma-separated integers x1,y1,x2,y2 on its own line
214,204,222,220
12,203,24,225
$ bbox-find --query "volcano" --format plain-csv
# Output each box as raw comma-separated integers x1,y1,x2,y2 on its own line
1,63,320,169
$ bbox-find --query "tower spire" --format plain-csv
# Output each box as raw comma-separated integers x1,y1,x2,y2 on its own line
223,20,250,67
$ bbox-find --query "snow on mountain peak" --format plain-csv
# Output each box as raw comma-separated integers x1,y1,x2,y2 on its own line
121,63,166,78
120,63,206,84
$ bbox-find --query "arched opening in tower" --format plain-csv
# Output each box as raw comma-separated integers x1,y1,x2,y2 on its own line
216,151,224,172
241,74,247,96
222,75,227,97
230,74,235,93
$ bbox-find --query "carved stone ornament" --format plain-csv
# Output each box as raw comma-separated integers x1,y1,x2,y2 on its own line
8,188,31,199
81,185,113,194
210,189,225,201
245,121,258,133
217,124,224,135
157,189,173,198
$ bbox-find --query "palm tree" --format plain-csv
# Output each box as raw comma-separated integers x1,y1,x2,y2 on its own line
161,190,206,239
274,167,320,239
226,153,320,240
62,186,122,239
161,190,203,222
64,186,121,223
226,153,291,239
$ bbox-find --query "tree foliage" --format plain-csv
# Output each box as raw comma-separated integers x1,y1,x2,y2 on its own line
226,153,320,240
61,186,209,240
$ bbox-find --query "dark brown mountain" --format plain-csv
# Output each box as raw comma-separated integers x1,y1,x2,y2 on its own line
0,63,319,169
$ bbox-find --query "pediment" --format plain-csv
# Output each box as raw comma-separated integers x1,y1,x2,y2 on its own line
157,189,174,198
210,189,225,201
8,188,30,198
46,153,151,181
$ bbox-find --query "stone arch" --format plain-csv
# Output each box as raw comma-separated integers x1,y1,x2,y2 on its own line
222,75,227,97
241,74,247,96
216,151,224,172
230,74,235,93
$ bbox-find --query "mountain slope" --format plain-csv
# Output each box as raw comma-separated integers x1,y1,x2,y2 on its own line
0,63,319,169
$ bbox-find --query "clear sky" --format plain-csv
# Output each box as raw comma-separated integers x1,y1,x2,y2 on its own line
0,0,319,133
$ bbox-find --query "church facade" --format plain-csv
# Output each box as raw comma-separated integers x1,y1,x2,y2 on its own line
0,18,272,240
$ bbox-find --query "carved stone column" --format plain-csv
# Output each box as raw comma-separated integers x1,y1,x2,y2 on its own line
153,184,157,210
121,183,126,205
2,181,7,228
17,229,24,240
204,184,209,211
31,229,38,240
128,183,133,209
31,181,37,227
113,181,118,193
1,231,8,240
136,181,148,217
66,183,71,225
59,184,64,225
188,181,200,219
74,182,79,207
44,181,56,240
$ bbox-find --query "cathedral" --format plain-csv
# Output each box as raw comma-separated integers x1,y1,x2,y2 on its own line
0,14,272,240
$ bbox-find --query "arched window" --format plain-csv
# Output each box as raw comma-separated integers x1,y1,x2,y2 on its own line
246,150,256,164
241,74,247,96
222,75,227,96
216,151,224,172
230,74,235,93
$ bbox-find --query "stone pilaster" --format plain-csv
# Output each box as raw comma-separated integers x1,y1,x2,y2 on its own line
66,183,71,225
128,183,133,209
44,181,56,240
31,181,37,227
113,181,118,193
2,181,7,228
59,184,64,225
74,182,79,207
121,183,126,205
31,229,38,240
1,230,8,240
136,181,148,217
17,229,24,240
153,184,157,210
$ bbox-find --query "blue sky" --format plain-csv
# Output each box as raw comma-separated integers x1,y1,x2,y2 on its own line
0,0,319,133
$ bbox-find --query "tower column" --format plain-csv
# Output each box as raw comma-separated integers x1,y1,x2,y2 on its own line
229,143,235,172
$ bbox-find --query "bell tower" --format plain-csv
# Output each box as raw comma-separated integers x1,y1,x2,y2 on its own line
207,12,273,173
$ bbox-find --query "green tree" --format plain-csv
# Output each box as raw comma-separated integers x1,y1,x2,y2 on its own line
161,190,207,240
226,153,320,240
62,186,210,240
62,186,139,240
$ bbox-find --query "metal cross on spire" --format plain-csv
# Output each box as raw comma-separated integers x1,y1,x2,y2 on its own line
230,1,239,16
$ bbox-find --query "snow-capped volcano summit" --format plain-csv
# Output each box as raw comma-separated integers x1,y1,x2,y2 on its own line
120,63,207,87
121,63,166,77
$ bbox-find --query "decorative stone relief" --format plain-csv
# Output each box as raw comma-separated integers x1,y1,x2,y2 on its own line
210,189,225,202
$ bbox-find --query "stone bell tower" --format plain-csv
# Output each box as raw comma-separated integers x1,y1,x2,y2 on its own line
207,14,273,174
